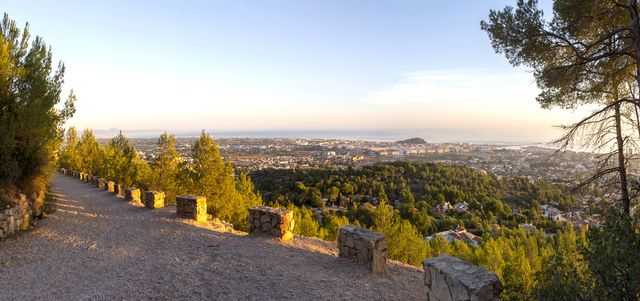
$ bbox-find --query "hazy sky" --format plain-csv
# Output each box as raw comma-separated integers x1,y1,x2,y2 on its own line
5,0,586,142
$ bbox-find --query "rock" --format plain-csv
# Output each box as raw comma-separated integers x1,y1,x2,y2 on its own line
423,255,501,301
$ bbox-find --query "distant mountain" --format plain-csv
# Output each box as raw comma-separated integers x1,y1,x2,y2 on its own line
396,137,427,145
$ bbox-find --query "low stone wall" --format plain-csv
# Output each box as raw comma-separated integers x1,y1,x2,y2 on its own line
176,195,207,222
337,226,387,273
0,194,32,239
144,191,165,209
125,188,142,204
423,255,501,301
248,206,294,241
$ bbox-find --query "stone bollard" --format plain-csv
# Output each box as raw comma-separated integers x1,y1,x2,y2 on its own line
97,178,106,190
424,255,501,301
144,191,165,209
125,188,142,204
337,226,387,274
106,181,115,193
248,206,295,241
176,195,207,222
115,184,125,198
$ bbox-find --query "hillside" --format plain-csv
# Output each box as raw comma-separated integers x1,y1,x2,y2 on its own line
251,161,574,235
396,137,427,145
0,175,425,300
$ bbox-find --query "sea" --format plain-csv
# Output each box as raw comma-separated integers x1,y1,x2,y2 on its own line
93,128,554,145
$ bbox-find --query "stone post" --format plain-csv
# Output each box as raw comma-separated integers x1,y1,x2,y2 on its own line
423,255,501,301
106,181,115,193
144,191,165,209
97,178,106,190
248,206,295,241
125,188,142,204
176,195,207,222
115,184,125,198
337,226,387,274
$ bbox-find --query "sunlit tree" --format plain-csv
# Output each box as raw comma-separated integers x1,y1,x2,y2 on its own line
0,13,75,193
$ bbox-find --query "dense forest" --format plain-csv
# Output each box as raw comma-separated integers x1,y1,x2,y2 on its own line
251,162,573,235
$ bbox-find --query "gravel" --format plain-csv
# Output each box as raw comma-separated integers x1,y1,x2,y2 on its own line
0,175,426,300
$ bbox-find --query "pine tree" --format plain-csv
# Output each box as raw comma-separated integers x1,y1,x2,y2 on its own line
0,13,75,191
104,132,149,187
182,131,236,219
150,132,181,203
76,129,102,175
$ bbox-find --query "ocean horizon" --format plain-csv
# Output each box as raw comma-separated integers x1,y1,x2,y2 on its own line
91,128,555,145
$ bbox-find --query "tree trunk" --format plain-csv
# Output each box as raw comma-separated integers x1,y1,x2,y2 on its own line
615,103,631,216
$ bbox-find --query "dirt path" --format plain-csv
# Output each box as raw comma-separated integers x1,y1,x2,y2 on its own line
0,175,426,300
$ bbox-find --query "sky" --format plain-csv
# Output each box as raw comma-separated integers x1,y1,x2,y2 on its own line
4,0,586,142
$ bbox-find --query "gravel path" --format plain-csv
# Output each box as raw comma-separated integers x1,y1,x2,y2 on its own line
0,175,426,300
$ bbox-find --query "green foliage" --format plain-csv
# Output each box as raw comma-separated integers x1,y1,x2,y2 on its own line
320,213,349,241
251,162,572,235
291,206,322,237
536,228,593,301
585,210,640,301
76,129,102,175
102,132,150,187
178,131,262,229
60,130,264,231
230,172,263,231
181,132,236,215
149,132,181,203
59,127,80,171
0,13,74,193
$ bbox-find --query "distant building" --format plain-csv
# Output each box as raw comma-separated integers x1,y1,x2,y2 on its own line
433,202,453,215
426,226,482,247
518,223,537,233
454,202,469,213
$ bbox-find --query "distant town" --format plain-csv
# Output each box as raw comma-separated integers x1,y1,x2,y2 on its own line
120,136,596,179
109,135,625,233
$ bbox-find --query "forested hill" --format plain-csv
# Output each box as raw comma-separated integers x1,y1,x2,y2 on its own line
250,162,574,233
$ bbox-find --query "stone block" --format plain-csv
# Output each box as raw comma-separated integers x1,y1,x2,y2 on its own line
125,188,142,204
248,206,294,241
97,178,106,190
106,181,116,193
176,195,207,222
423,255,501,301
115,184,125,198
338,226,387,274
144,191,165,209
